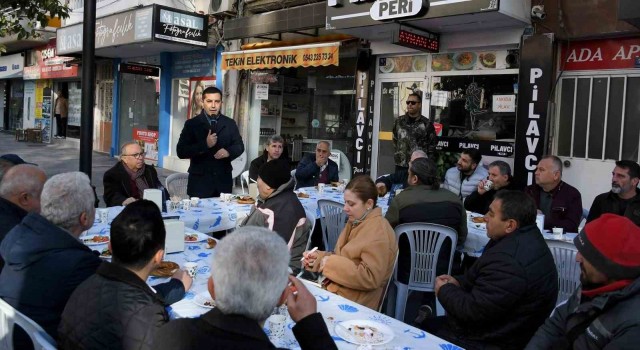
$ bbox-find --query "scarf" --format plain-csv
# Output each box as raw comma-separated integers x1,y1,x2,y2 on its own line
581,279,633,299
123,163,149,198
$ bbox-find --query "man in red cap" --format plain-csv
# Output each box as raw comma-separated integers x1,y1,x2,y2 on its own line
526,213,640,349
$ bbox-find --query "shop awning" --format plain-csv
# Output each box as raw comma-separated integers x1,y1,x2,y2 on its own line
221,42,340,70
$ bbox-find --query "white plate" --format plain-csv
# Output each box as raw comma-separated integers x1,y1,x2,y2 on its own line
379,58,395,73
192,292,216,308
335,320,394,346
468,216,487,230
82,235,110,246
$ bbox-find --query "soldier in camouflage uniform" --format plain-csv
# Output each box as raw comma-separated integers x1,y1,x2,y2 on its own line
392,93,437,171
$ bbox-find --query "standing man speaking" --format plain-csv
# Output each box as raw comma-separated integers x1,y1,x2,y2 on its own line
177,87,244,198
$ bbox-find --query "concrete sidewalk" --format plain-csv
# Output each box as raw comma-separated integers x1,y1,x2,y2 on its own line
0,132,177,207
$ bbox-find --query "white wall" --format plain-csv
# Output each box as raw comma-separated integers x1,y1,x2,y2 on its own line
558,157,615,210
64,0,211,25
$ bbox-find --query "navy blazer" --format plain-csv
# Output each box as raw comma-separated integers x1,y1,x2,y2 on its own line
176,111,244,198
295,153,339,189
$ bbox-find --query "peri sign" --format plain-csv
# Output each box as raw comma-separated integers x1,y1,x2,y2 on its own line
370,0,424,20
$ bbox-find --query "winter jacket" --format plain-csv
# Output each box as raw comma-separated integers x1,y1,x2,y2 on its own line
309,208,398,309
0,213,102,340
437,224,558,350
375,168,409,193
58,262,178,350
443,165,489,199
464,182,517,215
240,178,308,272
525,278,640,350
587,190,640,227
152,308,337,350
392,114,437,167
0,196,27,270
295,153,339,189
248,153,291,182
525,181,583,232
103,162,168,207
176,111,245,198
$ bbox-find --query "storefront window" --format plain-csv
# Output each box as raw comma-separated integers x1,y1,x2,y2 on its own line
8,80,24,131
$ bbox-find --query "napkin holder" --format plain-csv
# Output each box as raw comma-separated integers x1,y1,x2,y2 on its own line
164,219,185,253
144,189,163,212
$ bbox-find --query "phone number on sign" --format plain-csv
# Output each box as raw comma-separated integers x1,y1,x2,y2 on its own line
302,53,334,62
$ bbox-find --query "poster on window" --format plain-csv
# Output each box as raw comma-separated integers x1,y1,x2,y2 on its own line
188,78,216,119
133,128,159,164
35,80,53,143
68,83,82,126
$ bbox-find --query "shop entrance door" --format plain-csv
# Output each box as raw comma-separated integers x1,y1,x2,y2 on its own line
373,78,427,178
118,72,160,164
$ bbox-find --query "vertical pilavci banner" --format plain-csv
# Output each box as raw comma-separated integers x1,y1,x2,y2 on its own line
352,62,375,176
513,34,554,189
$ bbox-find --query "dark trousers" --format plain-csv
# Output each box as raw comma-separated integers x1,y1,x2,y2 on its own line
55,114,67,137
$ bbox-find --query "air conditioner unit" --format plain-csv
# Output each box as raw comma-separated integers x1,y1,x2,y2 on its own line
210,0,235,15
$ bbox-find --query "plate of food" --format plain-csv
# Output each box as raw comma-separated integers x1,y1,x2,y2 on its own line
412,56,427,72
431,54,454,71
193,292,216,308
151,261,179,277
453,52,477,70
335,320,394,346
82,235,110,246
185,233,201,243
206,237,217,249
297,192,310,198
379,58,395,73
99,248,112,259
479,52,496,68
236,195,256,205
470,215,487,229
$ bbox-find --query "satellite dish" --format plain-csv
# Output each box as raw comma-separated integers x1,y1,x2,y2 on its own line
231,151,247,179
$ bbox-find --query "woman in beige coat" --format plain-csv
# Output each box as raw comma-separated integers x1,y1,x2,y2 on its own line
302,176,398,310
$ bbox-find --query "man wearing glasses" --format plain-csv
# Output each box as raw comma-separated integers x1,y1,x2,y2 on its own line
392,92,437,172
103,141,168,206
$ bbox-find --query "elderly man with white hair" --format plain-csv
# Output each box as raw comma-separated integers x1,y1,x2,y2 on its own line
0,171,102,344
0,164,47,270
153,227,337,350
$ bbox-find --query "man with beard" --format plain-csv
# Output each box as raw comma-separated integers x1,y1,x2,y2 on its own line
392,93,437,172
526,214,640,349
587,160,640,226
375,150,427,197
443,149,488,199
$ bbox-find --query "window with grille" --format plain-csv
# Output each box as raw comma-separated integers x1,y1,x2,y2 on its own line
556,75,640,161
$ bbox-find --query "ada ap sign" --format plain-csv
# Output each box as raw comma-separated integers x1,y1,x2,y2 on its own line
370,0,424,21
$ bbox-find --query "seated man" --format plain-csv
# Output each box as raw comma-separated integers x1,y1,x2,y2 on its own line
464,160,516,214
249,134,290,182
58,200,192,350
104,141,168,207
241,158,307,272
0,172,102,342
588,160,640,226
429,191,558,350
152,227,337,350
0,164,47,270
295,140,338,189
525,155,582,232
443,148,488,199
526,214,640,349
375,150,427,197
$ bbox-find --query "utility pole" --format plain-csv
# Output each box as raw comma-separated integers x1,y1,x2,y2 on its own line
79,0,96,178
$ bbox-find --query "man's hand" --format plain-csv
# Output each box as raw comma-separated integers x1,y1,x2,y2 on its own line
376,183,388,197
286,275,316,322
435,274,459,296
122,197,137,206
477,180,488,195
214,148,229,159
315,156,327,168
206,130,218,148
172,269,193,291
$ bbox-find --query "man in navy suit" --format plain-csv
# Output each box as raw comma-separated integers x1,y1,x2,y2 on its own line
177,87,244,198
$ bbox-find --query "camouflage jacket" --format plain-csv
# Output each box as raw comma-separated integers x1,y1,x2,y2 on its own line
392,114,437,167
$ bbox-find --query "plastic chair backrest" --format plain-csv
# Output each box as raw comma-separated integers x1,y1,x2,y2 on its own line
394,223,458,291
0,298,57,350
304,209,316,251
378,251,399,312
290,169,297,189
547,240,580,305
240,170,249,194
165,172,189,199
318,199,347,252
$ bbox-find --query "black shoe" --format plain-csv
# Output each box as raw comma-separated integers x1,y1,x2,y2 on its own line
413,305,433,326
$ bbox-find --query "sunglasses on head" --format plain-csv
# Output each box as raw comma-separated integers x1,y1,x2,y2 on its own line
406,101,419,105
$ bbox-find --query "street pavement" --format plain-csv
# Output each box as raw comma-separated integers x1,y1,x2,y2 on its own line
0,132,179,207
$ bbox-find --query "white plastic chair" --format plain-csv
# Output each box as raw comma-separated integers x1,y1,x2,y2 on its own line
0,298,57,350
318,199,348,252
240,170,249,194
547,240,580,305
165,172,189,199
290,169,297,189
378,251,399,313
389,223,457,321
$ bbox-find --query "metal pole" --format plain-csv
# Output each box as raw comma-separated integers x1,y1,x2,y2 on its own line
79,0,96,178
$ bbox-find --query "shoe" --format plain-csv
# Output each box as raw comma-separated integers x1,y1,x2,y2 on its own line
413,305,433,326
